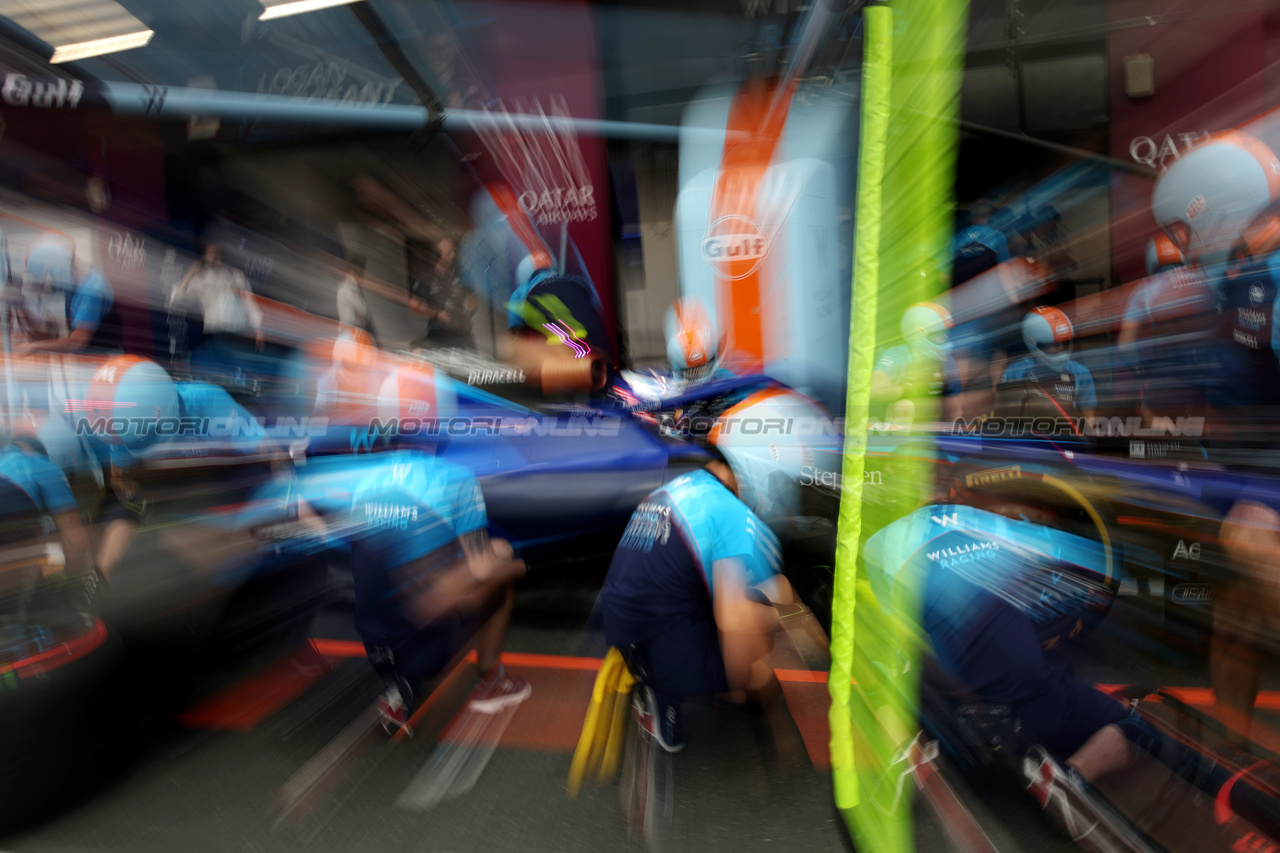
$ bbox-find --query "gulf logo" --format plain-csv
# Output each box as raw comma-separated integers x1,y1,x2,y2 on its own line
701,215,769,280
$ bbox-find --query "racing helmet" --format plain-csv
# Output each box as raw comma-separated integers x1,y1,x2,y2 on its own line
1023,305,1074,371
901,301,953,362
330,328,377,368
1145,233,1185,276
516,252,554,289
9,413,86,476
313,328,380,424
1151,131,1280,266
25,233,75,291
664,297,722,382
85,355,179,449
376,363,458,442
708,389,828,529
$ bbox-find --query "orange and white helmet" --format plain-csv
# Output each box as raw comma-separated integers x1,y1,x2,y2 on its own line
1023,306,1074,371
901,301,953,362
664,297,722,382
313,329,381,423
376,363,457,435
1152,131,1280,266
84,355,179,449
1145,233,1185,276
330,327,377,368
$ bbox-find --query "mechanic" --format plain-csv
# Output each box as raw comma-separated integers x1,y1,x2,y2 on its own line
615,297,735,408
1149,130,1280,748
951,202,1010,287
864,503,1162,795
12,234,115,356
506,252,613,395
287,363,530,734
75,354,277,583
596,445,794,752
872,301,963,425
0,420,96,598
664,296,733,386
1000,306,1097,419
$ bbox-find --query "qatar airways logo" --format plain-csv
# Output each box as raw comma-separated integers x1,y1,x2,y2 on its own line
701,215,769,280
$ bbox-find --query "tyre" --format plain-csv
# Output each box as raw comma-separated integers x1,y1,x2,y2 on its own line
951,459,1121,648
0,612,132,831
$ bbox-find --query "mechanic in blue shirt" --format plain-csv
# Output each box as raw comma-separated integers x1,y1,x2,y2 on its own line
13,234,114,356
282,363,530,733
1114,235,1217,419
865,504,1160,794
597,447,791,752
0,423,93,584
1206,249,1280,412
872,301,963,424
951,219,1010,287
73,355,276,582
1001,306,1097,418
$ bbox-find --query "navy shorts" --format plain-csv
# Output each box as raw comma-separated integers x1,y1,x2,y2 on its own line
351,531,500,692
934,589,1128,758
605,612,729,706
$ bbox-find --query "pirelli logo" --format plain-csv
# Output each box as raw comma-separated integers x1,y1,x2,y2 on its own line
965,466,1023,488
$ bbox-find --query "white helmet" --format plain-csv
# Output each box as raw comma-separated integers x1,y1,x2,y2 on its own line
1151,131,1280,267
664,297,722,382
26,233,75,291
901,301,953,362
1023,305,1073,371
1145,233,1185,276
516,253,553,289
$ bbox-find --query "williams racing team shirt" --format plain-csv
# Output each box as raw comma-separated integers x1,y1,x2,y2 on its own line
599,468,782,644
0,445,78,517
863,504,1109,665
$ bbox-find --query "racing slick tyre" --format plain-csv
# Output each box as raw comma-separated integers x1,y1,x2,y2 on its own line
951,460,1121,649
0,612,131,831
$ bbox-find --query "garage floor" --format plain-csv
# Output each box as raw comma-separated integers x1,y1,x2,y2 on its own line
2,578,1276,853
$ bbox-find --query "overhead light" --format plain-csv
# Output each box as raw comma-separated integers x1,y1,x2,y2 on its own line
258,0,364,21
0,0,154,63
50,29,152,63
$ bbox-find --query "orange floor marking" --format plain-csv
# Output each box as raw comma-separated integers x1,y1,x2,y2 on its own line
182,643,1280,771
177,644,333,732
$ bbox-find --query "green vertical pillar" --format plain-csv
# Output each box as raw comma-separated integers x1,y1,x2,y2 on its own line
829,0,968,850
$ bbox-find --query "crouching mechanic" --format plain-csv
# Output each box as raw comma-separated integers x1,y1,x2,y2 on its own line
75,355,281,582
863,504,1160,798
294,364,531,734
0,420,96,602
597,447,793,752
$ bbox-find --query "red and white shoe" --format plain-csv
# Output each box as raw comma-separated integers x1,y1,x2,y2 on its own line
1023,747,1096,839
468,666,532,714
378,685,414,738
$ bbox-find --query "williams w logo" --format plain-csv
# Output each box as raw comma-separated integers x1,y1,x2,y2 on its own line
349,427,378,453
930,513,960,528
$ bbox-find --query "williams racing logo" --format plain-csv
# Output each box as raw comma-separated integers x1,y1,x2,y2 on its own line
926,539,1000,569
618,501,673,553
